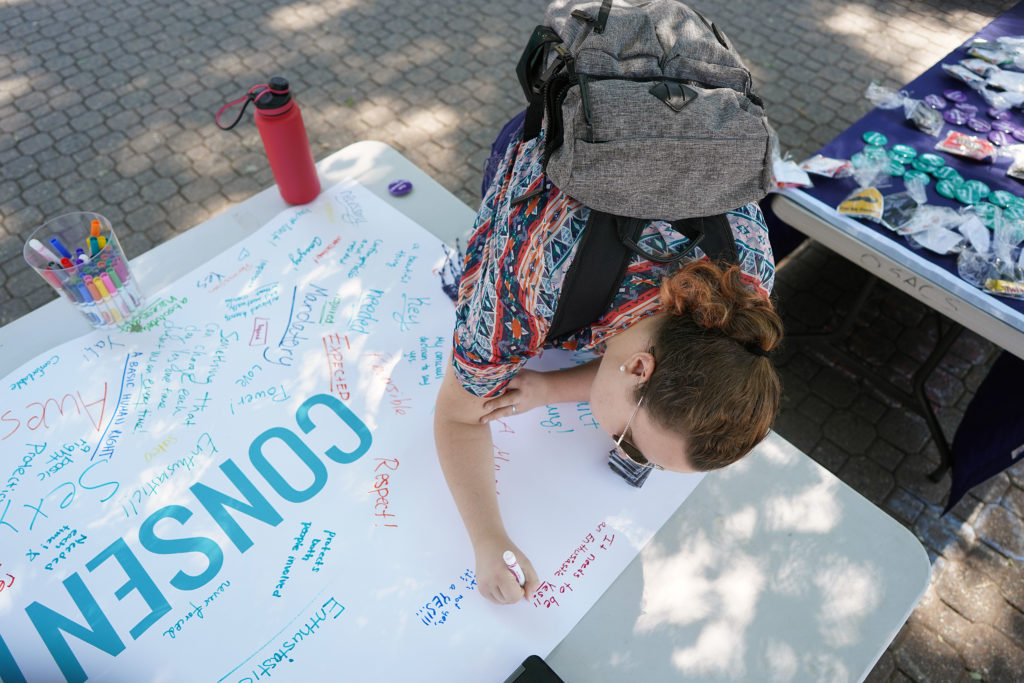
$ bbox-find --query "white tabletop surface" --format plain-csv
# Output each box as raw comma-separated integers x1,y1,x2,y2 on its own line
1,142,930,682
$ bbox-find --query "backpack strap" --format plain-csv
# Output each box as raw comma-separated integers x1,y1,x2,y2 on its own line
547,211,635,342
594,0,613,33
670,214,739,265
516,25,564,141
545,211,739,343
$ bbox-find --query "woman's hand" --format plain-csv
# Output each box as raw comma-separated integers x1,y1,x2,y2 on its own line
480,369,550,423
474,536,540,605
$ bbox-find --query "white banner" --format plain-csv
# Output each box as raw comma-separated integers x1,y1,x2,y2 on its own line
0,181,702,682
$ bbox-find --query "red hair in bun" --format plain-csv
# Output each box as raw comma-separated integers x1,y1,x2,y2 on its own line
642,260,783,471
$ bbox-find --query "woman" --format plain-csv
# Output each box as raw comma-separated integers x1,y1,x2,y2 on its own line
434,118,783,605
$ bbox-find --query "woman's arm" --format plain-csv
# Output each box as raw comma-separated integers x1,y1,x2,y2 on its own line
433,358,601,604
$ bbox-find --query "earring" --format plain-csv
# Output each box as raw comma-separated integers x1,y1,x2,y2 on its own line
619,365,626,372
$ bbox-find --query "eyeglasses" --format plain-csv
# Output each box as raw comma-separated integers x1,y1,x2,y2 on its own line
612,393,665,471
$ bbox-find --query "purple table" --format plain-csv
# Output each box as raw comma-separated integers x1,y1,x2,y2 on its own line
772,2,1024,360
772,3,1024,482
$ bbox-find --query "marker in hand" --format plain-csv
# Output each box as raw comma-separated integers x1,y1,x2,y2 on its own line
503,550,525,587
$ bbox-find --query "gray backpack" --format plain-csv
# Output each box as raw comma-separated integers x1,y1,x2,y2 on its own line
515,0,774,342
517,0,775,221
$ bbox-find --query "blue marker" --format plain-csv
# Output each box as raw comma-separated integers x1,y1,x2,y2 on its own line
77,283,102,325
49,237,73,260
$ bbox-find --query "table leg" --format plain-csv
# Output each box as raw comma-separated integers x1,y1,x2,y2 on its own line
784,273,964,485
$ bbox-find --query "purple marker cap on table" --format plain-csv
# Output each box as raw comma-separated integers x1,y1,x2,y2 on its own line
943,89,968,103
923,94,947,109
944,108,969,126
992,119,1016,133
990,130,1013,146
388,179,413,196
968,117,992,133
988,107,1011,120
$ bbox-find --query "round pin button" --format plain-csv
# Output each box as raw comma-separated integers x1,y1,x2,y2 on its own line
943,89,968,103
850,152,867,168
388,179,413,196
944,109,969,126
918,153,945,168
887,159,906,176
954,102,979,115
931,165,961,182
924,94,947,109
964,179,991,199
992,119,1016,133
955,184,982,204
990,130,1013,146
862,131,888,146
890,144,918,162
935,178,959,199
968,117,992,133
974,203,1001,228
990,190,1017,208
1005,204,1024,221
988,107,1011,120
863,145,889,162
903,169,931,186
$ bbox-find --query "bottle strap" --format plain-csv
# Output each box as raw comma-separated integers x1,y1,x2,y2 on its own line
214,84,289,130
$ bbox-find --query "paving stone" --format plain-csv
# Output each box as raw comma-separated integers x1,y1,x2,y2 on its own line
878,407,932,454
890,621,967,683
823,411,877,453
808,364,861,409
839,455,895,505
975,504,1024,561
2,0,1023,675
915,505,976,557
883,487,926,527
953,623,1024,682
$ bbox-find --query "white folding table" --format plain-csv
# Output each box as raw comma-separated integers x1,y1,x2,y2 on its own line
1,141,930,682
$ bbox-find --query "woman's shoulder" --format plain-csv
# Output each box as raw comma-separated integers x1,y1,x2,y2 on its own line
725,201,775,296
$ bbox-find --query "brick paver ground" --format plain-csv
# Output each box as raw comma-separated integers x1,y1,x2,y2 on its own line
2,0,1023,680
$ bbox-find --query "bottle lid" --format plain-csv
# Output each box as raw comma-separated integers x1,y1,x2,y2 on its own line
255,77,292,110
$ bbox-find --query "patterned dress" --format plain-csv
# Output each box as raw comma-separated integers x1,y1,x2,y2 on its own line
452,122,775,398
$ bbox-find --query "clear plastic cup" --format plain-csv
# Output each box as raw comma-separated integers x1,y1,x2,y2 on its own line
23,212,144,328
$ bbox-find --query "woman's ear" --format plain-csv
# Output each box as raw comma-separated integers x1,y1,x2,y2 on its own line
623,350,656,382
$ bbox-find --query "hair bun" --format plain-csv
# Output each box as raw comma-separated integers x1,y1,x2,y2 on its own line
661,260,782,352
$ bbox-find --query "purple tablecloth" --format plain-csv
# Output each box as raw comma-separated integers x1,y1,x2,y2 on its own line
804,1,1024,316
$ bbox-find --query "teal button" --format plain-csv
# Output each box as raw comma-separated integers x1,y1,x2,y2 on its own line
887,159,906,176
903,169,931,186
931,166,962,182
1004,204,1024,220
863,145,889,162
989,190,1017,208
918,153,945,168
862,131,888,146
955,183,982,204
891,144,918,162
963,179,991,200
935,178,959,199
973,202,998,221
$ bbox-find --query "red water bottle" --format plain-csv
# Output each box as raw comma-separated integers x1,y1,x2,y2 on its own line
215,77,321,204
254,77,320,204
